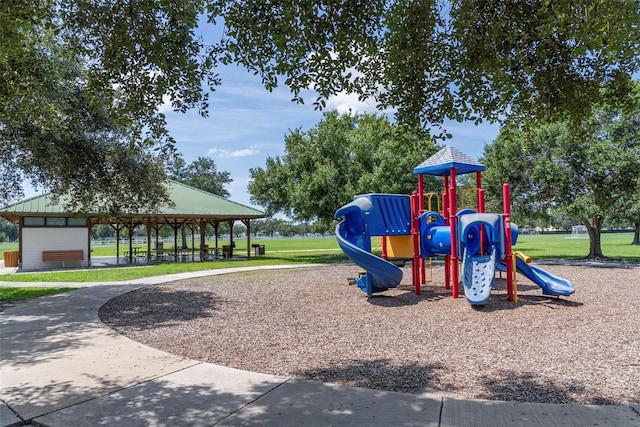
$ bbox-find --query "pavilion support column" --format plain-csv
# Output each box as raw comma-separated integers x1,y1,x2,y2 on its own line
128,222,134,264
146,219,152,264
107,221,123,265
87,220,94,267
227,219,235,258
190,221,195,261
18,218,23,268
154,222,163,262
173,219,179,262
213,220,220,256
199,220,206,261
242,219,251,259
113,223,122,265
169,219,187,262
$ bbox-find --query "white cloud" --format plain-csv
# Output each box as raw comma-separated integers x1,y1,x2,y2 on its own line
305,55,394,116
325,91,379,114
157,94,173,113
207,145,260,159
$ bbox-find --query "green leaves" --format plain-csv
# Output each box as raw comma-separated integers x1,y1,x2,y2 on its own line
482,90,640,257
451,0,640,127
206,0,640,132
248,111,438,221
0,26,170,212
167,155,233,198
3,0,639,211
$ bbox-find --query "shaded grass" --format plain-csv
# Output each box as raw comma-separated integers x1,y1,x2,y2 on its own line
0,286,79,302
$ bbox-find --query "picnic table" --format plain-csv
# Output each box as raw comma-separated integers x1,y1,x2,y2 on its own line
123,247,147,262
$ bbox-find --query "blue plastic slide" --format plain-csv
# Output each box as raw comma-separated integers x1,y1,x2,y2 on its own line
461,247,497,305
458,213,502,305
335,221,402,296
334,198,402,296
497,258,575,296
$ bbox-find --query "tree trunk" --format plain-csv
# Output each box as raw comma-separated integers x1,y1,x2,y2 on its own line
180,226,188,249
583,216,606,259
632,222,640,245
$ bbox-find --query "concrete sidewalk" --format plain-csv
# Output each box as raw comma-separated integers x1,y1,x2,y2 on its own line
1,266,639,426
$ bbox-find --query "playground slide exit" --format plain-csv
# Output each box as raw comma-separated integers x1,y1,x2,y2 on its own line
334,198,403,296
496,256,575,296
461,248,497,305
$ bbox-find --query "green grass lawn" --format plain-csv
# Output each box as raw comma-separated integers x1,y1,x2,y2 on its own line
9,233,637,259
1,233,637,284
87,237,340,257
514,232,639,260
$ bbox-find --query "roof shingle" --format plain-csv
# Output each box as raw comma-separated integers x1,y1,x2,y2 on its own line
414,146,485,176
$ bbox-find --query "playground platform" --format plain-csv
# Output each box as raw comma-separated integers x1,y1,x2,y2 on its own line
1,265,639,426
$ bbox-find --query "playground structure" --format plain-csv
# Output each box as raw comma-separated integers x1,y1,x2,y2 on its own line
335,146,575,305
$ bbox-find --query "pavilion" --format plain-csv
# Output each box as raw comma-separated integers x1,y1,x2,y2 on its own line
0,180,266,270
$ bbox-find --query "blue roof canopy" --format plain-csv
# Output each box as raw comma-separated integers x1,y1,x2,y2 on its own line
414,146,485,176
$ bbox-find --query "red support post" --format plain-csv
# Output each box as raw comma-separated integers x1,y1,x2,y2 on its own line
418,174,425,212
476,171,486,255
418,174,426,285
478,188,486,255
503,183,514,302
411,191,421,295
476,171,483,210
443,176,449,220
442,176,450,289
449,168,459,298
381,236,388,260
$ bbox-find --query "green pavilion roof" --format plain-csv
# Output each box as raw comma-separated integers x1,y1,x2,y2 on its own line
1,180,265,222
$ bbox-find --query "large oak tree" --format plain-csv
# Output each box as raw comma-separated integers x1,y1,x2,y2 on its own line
482,94,640,259
2,1,639,209
248,111,437,222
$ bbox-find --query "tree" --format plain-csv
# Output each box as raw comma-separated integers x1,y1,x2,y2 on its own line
3,1,639,207
232,223,246,239
248,111,437,222
310,220,332,236
252,219,282,237
482,102,640,259
631,208,640,246
218,1,640,131
610,172,640,245
166,154,232,247
167,155,232,198
630,197,640,246
1,3,172,210
30,0,633,131
0,53,170,212
91,224,115,240
0,218,18,242
294,222,311,236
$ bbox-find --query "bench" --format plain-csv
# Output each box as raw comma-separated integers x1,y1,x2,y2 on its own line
42,250,84,266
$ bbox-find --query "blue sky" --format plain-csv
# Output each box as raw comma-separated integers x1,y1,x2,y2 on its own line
20,64,500,209
20,17,501,210
160,64,501,209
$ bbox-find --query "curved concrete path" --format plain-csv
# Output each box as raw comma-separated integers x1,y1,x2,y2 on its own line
1,265,639,426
